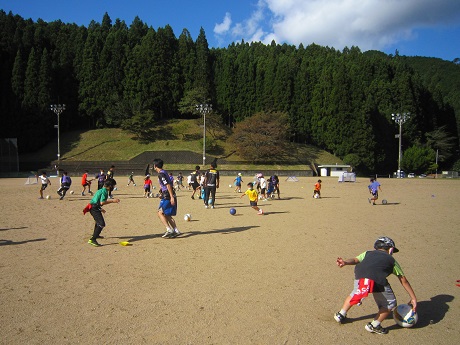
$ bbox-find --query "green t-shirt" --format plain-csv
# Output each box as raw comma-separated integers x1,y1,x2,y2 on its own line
90,187,108,205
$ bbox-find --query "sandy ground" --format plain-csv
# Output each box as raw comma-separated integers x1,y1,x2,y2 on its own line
0,173,459,345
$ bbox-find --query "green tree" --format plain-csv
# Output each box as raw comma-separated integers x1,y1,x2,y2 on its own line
121,110,157,140
402,145,436,173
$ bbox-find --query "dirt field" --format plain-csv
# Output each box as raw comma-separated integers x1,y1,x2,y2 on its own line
1,174,459,344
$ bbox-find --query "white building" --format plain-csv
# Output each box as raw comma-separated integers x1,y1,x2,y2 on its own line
317,164,351,177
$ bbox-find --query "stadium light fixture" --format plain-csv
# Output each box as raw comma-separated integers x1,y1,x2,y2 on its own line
391,112,410,178
195,103,212,166
50,104,66,168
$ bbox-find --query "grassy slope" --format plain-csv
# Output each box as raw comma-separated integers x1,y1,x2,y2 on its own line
20,119,343,170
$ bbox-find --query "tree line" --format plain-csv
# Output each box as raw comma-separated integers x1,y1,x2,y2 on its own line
0,10,459,174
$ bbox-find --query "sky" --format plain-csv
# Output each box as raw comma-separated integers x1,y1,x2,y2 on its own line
1,0,459,62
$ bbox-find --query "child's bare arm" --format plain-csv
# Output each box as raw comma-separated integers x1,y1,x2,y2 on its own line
336,257,359,267
101,198,120,206
398,275,417,311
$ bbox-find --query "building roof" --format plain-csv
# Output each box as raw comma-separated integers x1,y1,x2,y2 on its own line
317,164,351,168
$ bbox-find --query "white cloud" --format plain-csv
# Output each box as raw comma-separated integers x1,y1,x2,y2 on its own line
219,0,460,51
214,12,232,35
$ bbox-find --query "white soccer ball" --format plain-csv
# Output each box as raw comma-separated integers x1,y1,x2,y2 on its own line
229,184,232,188
70,190,74,194
393,304,418,328
46,195,51,199
184,214,191,221
314,193,320,199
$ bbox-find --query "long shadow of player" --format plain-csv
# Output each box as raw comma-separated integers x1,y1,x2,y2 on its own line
180,225,260,238
117,233,161,243
0,226,28,231
0,238,46,246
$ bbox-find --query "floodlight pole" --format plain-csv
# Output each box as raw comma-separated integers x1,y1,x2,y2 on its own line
391,112,410,178
196,103,212,166
50,104,66,168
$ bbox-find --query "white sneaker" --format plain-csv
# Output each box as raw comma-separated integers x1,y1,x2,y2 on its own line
162,231,173,238
174,229,181,235
205,205,208,209
258,209,264,215
211,206,215,209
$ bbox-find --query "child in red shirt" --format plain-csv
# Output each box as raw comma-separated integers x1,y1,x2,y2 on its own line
144,175,153,198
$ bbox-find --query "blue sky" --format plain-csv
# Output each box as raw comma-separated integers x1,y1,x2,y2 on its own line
1,0,459,61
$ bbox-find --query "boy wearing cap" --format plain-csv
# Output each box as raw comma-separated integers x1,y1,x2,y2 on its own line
234,173,243,193
334,236,417,334
203,162,220,209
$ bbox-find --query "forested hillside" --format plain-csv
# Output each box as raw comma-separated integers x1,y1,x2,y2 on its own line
0,10,459,173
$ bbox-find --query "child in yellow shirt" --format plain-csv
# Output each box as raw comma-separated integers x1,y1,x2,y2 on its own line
240,182,263,215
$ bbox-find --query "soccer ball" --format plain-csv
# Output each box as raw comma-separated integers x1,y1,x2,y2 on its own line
70,190,74,194
184,214,191,221
393,304,418,328
46,195,51,199
229,184,232,188
382,199,388,205
229,208,236,215
314,193,320,199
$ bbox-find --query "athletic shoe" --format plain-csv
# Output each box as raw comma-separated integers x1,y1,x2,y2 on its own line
205,205,208,209
174,229,181,236
334,312,346,323
365,323,388,334
191,196,195,200
168,232,178,238
162,231,173,238
81,192,85,196
89,191,93,195
57,191,62,196
211,206,215,209
88,239,102,247
59,196,64,200
257,209,264,215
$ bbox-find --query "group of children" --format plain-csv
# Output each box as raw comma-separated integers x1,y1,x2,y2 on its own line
38,165,117,201
39,164,417,335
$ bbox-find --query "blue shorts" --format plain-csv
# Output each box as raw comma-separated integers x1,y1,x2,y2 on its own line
250,200,258,207
158,198,177,216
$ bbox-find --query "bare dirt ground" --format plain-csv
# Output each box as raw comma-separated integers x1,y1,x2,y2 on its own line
1,174,459,344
